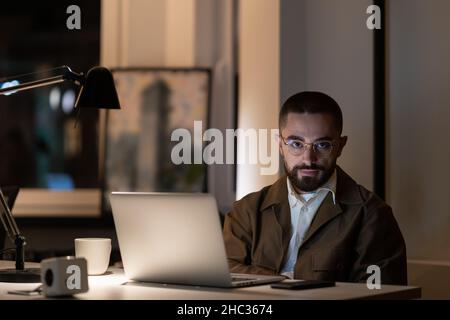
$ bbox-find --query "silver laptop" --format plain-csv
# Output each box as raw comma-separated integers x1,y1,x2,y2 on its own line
109,192,285,288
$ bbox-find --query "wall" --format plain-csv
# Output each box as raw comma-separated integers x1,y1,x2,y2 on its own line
388,0,450,298
101,0,236,213
236,0,280,199
281,0,374,191
236,0,374,199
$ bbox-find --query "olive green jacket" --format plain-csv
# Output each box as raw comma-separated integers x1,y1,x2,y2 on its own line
223,167,407,285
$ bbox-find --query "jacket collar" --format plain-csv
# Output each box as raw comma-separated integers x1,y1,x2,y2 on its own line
261,165,363,211
260,166,364,263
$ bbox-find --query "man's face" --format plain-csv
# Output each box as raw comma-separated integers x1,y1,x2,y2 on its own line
279,113,347,193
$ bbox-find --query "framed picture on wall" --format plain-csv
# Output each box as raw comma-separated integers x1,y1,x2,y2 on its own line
103,68,211,210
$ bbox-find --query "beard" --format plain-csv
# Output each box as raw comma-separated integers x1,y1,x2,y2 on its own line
284,161,336,192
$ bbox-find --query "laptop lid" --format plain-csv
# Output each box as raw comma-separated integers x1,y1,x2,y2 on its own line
110,192,233,287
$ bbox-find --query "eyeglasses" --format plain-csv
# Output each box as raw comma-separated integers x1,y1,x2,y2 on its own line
280,136,335,157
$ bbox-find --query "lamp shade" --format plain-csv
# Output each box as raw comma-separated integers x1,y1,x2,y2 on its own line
75,66,121,109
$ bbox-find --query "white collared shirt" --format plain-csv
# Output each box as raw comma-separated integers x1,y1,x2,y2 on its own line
280,170,337,279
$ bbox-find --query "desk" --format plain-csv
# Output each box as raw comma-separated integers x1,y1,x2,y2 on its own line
0,261,421,300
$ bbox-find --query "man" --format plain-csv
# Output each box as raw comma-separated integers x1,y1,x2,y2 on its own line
223,91,407,285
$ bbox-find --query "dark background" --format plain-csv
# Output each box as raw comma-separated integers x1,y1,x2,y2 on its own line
0,0,121,264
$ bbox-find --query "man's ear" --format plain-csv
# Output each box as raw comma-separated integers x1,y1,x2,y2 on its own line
336,136,347,157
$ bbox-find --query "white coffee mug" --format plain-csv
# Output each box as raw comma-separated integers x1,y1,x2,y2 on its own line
74,238,111,275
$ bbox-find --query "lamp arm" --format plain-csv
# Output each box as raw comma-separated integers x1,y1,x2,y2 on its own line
0,65,85,96
0,190,26,271
0,75,65,95
0,190,19,238
62,66,84,85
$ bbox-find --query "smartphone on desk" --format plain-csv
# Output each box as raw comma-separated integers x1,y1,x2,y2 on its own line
271,280,335,290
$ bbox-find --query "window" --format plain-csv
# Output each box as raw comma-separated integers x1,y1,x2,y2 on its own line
0,1,102,216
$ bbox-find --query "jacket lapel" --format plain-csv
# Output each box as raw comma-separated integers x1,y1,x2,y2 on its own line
272,200,292,257
256,167,363,269
260,177,292,264
301,192,342,245
300,166,363,246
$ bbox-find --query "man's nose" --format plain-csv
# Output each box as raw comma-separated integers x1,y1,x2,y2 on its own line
302,145,317,165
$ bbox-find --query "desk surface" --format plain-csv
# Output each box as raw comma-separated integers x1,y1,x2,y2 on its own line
0,261,421,300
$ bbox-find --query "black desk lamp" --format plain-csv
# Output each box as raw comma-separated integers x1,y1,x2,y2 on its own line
0,65,121,110
0,65,121,282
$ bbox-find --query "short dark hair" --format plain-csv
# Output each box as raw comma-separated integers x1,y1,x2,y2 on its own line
279,91,343,135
